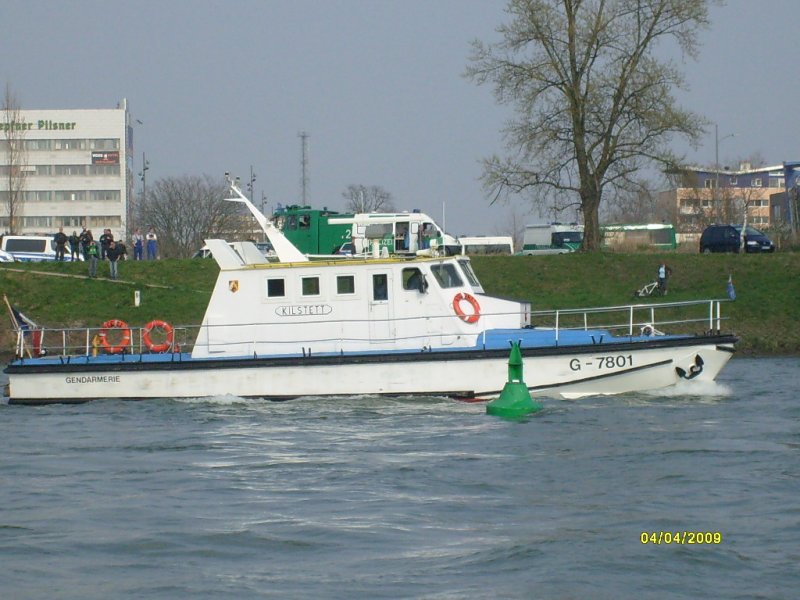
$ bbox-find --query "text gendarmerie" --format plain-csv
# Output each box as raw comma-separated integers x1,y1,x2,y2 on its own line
66,375,121,384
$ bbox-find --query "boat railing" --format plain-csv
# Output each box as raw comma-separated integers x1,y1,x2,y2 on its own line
532,298,730,342
13,298,731,359
13,324,196,360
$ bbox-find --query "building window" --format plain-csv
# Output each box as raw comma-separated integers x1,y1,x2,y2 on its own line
752,178,762,187
337,275,355,295
88,164,120,176
88,139,120,150
53,139,85,150
25,139,52,150
55,191,86,202
747,199,768,208
729,176,737,185
89,190,120,202
59,217,83,228
267,278,285,298
22,216,53,229
704,179,716,188
301,276,320,296
769,177,784,188
55,165,86,176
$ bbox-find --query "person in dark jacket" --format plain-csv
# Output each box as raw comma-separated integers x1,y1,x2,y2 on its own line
106,240,124,280
53,227,68,261
68,231,80,261
99,229,113,260
79,228,93,260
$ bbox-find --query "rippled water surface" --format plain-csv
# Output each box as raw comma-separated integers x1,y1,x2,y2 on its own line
2,358,798,599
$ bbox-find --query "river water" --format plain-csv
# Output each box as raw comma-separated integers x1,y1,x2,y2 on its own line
1,357,798,599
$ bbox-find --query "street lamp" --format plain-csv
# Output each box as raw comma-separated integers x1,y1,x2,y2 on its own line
714,124,736,205
138,152,150,217
247,165,256,202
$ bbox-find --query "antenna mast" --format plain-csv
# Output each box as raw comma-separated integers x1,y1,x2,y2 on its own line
299,131,310,205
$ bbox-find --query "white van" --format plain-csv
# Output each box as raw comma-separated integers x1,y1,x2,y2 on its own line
0,235,59,262
328,212,461,256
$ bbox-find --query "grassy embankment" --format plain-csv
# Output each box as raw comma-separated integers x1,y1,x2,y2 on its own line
1,251,798,356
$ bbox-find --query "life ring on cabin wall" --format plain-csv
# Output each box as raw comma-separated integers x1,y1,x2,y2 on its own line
98,319,131,354
143,319,174,353
453,292,481,324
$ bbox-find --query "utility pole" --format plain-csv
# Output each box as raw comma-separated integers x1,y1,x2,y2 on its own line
299,131,309,205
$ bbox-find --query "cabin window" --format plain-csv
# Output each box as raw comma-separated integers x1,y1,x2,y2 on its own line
286,215,297,230
430,263,463,288
302,276,320,296
402,268,424,291
372,274,388,301
267,278,285,297
337,275,355,294
299,215,310,229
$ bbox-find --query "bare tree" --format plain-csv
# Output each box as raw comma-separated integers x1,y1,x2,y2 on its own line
342,184,395,213
140,175,251,258
604,180,676,224
466,0,711,251
2,84,28,234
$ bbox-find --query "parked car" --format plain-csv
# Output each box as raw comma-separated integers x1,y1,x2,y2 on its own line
699,224,775,253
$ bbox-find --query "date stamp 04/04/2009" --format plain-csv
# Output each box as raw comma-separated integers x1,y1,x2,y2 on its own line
640,531,723,545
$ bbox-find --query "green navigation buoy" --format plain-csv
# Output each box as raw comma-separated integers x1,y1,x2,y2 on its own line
486,341,542,418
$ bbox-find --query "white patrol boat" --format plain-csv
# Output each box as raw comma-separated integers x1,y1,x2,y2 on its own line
3,183,737,405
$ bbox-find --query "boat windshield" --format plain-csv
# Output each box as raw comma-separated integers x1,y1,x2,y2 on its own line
430,263,464,288
457,258,481,288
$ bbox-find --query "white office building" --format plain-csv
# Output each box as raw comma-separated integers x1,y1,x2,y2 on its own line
1,98,132,239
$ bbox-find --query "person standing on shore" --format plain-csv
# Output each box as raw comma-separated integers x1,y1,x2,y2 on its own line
657,262,673,295
68,230,80,261
146,227,158,260
79,227,92,260
106,240,123,280
53,227,68,261
132,228,144,260
86,240,99,278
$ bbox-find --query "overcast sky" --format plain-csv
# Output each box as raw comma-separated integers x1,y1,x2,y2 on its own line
3,0,798,236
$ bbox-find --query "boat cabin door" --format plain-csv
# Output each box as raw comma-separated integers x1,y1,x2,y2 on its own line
368,271,394,344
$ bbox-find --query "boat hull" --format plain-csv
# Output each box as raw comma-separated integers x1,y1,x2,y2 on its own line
4,335,736,405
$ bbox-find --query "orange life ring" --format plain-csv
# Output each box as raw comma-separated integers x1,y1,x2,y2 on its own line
143,319,174,353
98,319,131,354
453,292,481,324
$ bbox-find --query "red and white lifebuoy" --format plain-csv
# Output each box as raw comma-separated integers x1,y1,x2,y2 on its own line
453,292,481,324
98,319,131,354
143,319,174,353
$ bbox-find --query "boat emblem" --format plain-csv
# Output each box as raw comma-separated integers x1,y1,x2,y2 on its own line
229,280,239,293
